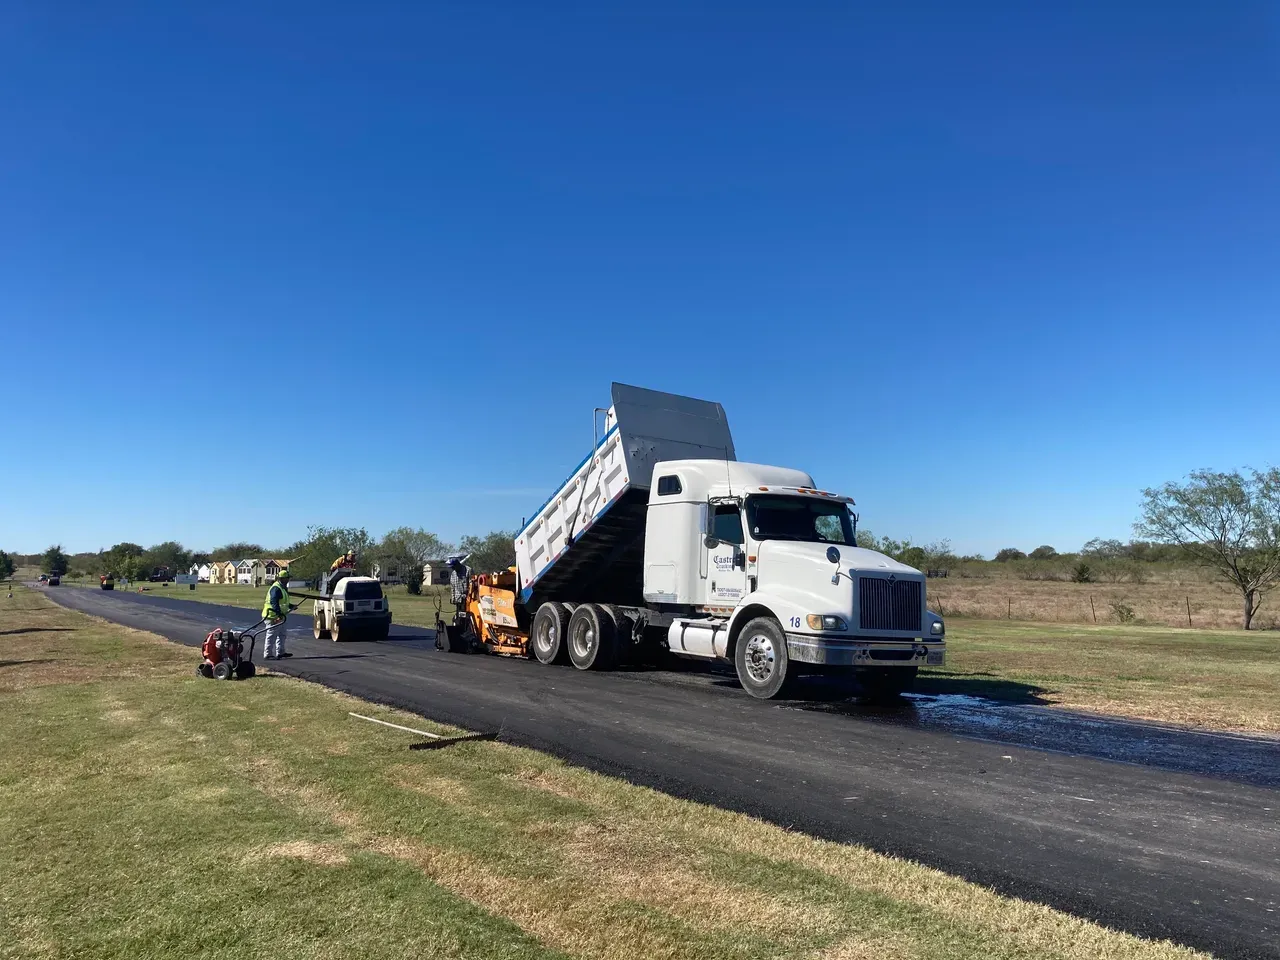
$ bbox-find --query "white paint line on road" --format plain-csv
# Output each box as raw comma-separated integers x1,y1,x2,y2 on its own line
349,712,444,739
1071,796,1097,803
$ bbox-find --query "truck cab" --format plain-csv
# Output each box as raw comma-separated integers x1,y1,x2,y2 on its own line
643,460,944,698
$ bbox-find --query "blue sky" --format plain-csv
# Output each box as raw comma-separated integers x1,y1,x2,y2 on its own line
3,2,1278,557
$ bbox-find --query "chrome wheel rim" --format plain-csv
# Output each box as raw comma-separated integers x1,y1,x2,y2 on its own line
570,618,595,661
536,617,557,655
743,633,776,684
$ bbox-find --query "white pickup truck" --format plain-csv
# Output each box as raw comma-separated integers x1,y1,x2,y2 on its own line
499,384,945,699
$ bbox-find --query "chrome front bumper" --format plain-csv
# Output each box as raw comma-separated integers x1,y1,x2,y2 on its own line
785,634,945,667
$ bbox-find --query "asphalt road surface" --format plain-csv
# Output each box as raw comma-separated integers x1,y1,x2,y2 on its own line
41,586,1280,959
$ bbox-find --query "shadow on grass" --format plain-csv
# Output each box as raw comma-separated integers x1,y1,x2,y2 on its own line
0,658,61,669
0,627,74,637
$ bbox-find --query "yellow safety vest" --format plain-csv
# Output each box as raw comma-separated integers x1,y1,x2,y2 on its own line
262,582,290,622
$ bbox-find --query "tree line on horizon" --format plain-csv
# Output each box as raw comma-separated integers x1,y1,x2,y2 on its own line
10,527,517,596
8,468,1279,628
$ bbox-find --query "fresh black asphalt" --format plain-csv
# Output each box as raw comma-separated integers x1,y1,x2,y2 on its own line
41,586,1280,959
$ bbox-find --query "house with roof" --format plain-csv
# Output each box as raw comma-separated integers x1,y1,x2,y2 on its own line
209,561,235,585
188,563,212,582
372,562,402,585
234,559,257,585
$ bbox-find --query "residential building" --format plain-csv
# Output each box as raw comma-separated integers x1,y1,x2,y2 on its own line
372,562,402,585
421,560,453,585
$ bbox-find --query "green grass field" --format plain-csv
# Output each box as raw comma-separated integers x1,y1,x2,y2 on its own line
63,580,1280,734
0,587,1203,960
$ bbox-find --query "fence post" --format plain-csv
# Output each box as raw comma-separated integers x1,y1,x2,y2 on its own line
1089,595,1097,624
1186,596,1192,629
1007,597,1012,620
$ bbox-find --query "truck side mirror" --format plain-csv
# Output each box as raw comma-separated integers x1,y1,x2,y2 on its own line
827,546,843,584
704,535,720,549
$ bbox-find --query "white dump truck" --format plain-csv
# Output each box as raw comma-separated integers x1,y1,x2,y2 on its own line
447,383,944,699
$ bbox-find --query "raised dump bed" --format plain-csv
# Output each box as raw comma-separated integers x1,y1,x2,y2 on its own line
515,383,736,609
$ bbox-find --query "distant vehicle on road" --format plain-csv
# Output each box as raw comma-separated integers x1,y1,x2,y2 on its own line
38,574,48,583
148,568,173,583
100,575,115,591
47,575,60,586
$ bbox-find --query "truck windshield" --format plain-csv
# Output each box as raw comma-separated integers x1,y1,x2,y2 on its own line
745,496,856,546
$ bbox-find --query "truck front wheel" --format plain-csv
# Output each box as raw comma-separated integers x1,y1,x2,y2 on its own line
313,614,330,640
734,617,792,699
532,602,570,665
567,604,616,671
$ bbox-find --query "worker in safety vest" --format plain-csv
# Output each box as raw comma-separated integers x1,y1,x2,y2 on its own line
261,568,292,660
330,551,355,572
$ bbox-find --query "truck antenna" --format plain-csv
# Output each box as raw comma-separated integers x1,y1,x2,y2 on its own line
723,445,733,496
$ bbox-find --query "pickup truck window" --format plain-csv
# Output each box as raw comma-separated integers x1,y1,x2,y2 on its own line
746,495,855,546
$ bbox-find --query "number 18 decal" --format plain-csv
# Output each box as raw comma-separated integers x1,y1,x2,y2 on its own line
789,616,802,628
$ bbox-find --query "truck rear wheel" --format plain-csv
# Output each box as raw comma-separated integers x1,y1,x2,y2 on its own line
567,603,616,671
734,617,792,699
532,602,570,665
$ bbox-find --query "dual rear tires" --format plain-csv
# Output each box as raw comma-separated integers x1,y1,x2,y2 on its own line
532,602,620,671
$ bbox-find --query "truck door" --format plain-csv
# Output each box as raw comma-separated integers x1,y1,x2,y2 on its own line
705,502,748,605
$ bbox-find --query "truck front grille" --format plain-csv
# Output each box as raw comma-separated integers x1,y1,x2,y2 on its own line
858,577,922,633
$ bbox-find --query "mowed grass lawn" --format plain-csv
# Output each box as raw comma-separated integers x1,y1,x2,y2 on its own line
0,587,1203,960
73,581,1280,734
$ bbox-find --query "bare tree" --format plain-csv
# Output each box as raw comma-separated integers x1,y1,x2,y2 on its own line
1136,468,1280,630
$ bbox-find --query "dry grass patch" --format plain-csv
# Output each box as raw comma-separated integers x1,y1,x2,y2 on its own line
259,839,350,866
929,576,1270,631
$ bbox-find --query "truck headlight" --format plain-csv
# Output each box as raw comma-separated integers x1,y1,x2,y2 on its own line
806,614,848,631
930,620,944,636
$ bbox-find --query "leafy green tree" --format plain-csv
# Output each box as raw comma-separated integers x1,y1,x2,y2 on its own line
458,531,516,576
372,527,450,594
210,542,264,562
1029,545,1058,560
102,542,145,578
1080,538,1126,559
143,541,191,577
1137,468,1280,630
994,548,1026,562
898,546,927,570
42,545,70,576
284,526,374,583
0,550,14,580
855,529,879,550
